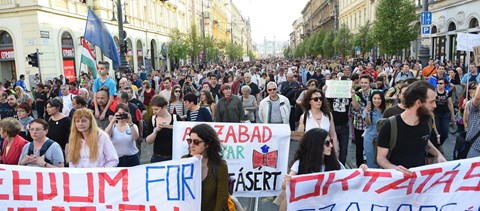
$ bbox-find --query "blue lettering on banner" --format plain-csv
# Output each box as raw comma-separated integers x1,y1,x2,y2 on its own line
371,204,388,211
346,202,360,211
145,164,196,202
397,204,413,211
419,205,437,211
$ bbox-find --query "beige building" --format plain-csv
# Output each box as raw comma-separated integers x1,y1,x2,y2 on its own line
229,2,252,53
0,0,189,87
290,17,304,53
338,0,377,34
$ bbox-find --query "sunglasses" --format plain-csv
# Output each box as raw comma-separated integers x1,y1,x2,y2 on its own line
187,138,204,145
324,139,333,147
310,97,324,102
437,83,444,85
175,90,181,93
268,88,277,92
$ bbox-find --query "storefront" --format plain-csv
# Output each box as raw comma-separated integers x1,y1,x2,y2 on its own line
0,31,15,82
61,32,76,82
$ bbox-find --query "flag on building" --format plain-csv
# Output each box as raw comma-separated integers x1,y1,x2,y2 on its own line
80,39,97,79
83,7,120,69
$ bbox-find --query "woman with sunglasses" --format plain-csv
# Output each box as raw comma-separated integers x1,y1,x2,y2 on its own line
278,128,361,211
105,104,140,167
434,78,455,146
297,89,338,152
182,124,229,211
168,85,186,120
362,90,386,168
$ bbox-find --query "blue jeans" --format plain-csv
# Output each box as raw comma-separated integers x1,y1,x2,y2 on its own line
434,111,450,145
363,131,379,169
335,124,349,165
118,154,140,167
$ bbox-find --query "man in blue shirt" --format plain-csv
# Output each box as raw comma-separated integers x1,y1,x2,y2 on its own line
461,63,480,87
93,61,117,120
15,75,27,92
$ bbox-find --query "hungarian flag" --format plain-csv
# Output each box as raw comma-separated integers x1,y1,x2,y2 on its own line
80,39,97,79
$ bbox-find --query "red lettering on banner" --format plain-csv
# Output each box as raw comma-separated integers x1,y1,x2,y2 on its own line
16,208,37,211
415,167,443,193
238,125,249,143
423,170,459,193
181,127,192,141
251,126,262,142
457,161,480,191
289,174,325,203
262,126,272,143
69,207,96,211
98,169,129,203
214,125,224,141
119,204,145,211
224,126,238,143
375,173,417,194
322,171,361,195
13,170,32,201
0,168,8,200
362,171,392,192
63,172,94,203
36,172,58,201
51,207,66,211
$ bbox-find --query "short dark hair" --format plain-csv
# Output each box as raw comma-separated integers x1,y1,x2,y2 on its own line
73,96,87,107
36,83,45,89
184,93,198,105
150,95,168,107
20,75,25,79
403,81,435,108
98,61,110,69
30,118,49,130
70,81,77,87
7,93,18,99
47,97,63,111
16,102,32,114
120,92,129,101
359,74,373,83
115,103,129,113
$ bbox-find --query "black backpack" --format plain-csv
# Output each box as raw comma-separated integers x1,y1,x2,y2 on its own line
27,139,55,164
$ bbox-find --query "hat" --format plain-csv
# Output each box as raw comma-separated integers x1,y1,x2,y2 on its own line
220,84,231,91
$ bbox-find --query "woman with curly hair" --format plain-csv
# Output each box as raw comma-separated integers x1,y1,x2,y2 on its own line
182,124,228,211
67,108,118,168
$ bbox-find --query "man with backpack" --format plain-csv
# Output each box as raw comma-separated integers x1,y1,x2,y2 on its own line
377,81,446,175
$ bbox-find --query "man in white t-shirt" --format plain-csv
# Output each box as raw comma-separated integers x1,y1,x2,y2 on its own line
159,77,173,100
60,84,75,116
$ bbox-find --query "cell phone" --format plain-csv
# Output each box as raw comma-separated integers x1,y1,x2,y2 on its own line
367,101,372,108
117,113,128,119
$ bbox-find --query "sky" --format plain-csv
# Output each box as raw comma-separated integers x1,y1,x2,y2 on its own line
232,0,309,44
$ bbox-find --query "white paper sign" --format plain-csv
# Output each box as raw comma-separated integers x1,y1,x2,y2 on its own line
325,80,352,98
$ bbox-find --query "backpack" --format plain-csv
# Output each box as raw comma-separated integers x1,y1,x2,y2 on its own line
27,139,55,164
372,116,433,166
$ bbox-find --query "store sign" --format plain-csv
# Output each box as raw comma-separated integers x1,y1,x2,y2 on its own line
62,48,75,57
63,59,76,81
40,31,49,39
0,49,14,60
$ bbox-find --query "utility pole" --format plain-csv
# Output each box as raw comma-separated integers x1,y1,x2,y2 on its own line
117,0,130,73
418,0,431,67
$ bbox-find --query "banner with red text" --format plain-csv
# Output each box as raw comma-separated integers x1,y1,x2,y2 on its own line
0,157,202,210
173,122,291,197
286,157,480,211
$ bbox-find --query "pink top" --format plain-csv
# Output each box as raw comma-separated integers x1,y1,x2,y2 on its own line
69,130,119,168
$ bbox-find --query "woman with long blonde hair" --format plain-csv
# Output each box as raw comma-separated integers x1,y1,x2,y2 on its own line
67,108,118,168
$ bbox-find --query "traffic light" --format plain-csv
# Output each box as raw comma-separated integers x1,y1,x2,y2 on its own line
27,53,38,67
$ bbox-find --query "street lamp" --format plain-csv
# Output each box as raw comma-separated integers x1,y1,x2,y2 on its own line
201,0,208,68
116,0,130,73
418,0,435,67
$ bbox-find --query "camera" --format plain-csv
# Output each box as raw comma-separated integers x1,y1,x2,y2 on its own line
117,113,128,119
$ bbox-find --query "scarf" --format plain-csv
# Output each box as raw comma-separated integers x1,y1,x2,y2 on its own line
18,116,34,135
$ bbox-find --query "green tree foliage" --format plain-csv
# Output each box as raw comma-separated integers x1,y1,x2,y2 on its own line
186,24,202,64
313,29,326,56
226,42,243,61
294,41,305,58
204,36,219,62
354,21,376,57
304,36,315,57
248,50,256,60
322,31,335,58
283,46,292,58
333,25,353,57
372,0,418,55
167,29,187,66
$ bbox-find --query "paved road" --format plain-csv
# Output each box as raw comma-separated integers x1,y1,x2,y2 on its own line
139,130,458,211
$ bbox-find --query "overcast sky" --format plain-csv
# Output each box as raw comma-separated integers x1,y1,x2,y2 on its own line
232,0,309,44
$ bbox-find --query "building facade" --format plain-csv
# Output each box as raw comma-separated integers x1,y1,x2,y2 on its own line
0,0,188,87
338,0,376,34
428,0,480,66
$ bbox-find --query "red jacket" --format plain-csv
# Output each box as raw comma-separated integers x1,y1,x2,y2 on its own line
1,135,28,165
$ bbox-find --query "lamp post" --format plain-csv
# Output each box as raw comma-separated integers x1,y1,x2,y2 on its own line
201,0,207,68
418,0,434,67
117,0,130,73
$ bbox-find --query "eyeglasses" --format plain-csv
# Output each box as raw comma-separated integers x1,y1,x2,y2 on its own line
310,97,324,102
17,110,26,113
187,138,204,146
437,83,444,85
28,128,45,132
324,139,333,147
268,88,277,92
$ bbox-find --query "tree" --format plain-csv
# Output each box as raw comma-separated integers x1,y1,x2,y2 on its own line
283,46,292,58
185,23,202,64
248,50,256,60
333,24,353,57
226,42,243,61
322,31,334,58
313,29,326,56
372,0,418,55
354,21,376,58
167,29,187,67
204,36,219,62
304,36,315,57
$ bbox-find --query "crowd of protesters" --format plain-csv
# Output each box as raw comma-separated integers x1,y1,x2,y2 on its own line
0,56,479,210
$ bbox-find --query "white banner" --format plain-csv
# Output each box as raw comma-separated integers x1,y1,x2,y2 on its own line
173,122,291,197
457,33,480,52
287,157,480,211
325,80,353,98
0,157,202,210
